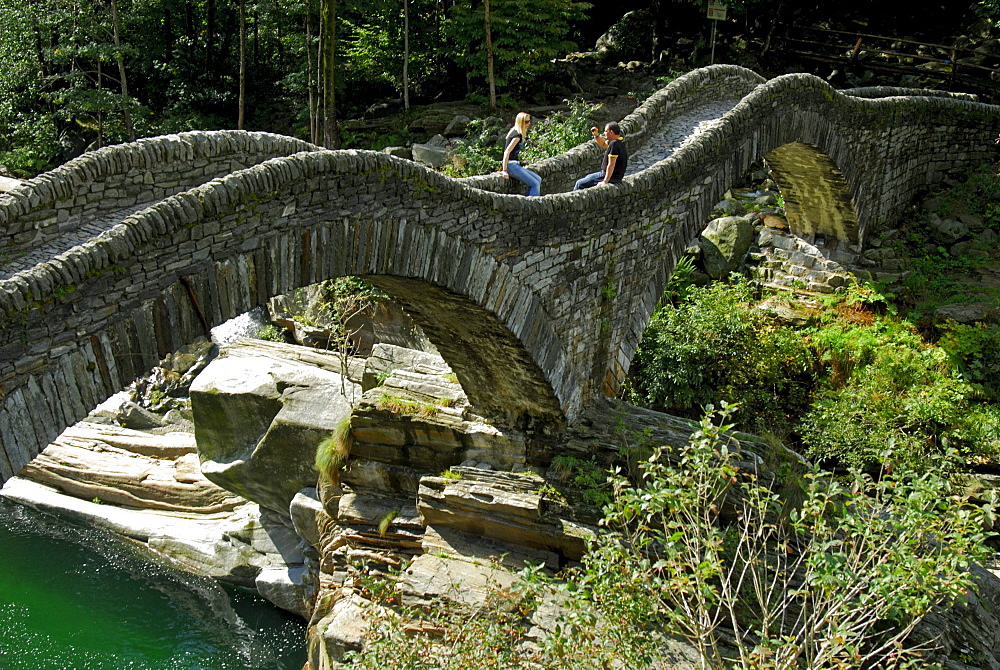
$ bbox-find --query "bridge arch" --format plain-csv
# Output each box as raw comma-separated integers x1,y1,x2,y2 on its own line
765,141,859,244
2,66,998,482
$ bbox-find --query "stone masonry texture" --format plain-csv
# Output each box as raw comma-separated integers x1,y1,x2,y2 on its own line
0,65,997,482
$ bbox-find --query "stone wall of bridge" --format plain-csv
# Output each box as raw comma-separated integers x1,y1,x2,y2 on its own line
0,131,317,269
1,66,998,482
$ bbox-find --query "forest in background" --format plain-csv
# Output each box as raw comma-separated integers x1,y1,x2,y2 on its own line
1,0,1000,178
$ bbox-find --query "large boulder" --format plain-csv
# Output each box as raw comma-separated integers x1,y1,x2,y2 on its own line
410,141,451,169
700,215,755,279
190,341,361,514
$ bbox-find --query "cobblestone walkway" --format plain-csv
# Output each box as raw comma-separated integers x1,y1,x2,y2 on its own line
628,97,744,174
1,204,147,281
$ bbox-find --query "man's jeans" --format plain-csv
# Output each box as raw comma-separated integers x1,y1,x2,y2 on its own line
573,171,605,190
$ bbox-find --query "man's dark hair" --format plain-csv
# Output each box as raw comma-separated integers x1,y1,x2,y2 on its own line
605,122,622,136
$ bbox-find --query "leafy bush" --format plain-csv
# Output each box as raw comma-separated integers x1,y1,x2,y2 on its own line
444,117,505,177
628,279,815,433
519,98,599,166
445,98,599,178
588,407,993,669
0,112,61,177
937,321,1000,400
798,332,996,469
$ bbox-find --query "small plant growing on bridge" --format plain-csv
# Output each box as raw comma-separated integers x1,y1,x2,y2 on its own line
378,510,399,537
255,323,287,342
377,391,440,417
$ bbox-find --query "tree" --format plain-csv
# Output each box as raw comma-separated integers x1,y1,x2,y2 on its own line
446,0,590,100
321,0,338,147
238,0,246,129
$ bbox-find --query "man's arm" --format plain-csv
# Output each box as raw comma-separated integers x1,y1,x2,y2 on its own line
591,126,608,148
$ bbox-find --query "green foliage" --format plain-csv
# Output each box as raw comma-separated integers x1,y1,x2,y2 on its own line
628,279,815,433
310,276,388,353
377,510,398,537
444,117,505,177
377,391,440,417
338,408,993,669
255,324,287,342
440,469,463,480
549,455,611,507
660,254,698,306
343,563,549,669
587,406,993,669
798,323,999,469
340,0,447,106
519,98,599,165
316,416,353,484
445,0,590,97
446,98,598,177
937,321,1000,400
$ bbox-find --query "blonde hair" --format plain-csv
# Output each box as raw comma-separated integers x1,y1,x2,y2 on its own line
513,112,531,136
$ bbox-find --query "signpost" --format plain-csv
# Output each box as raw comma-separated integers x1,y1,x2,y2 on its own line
707,0,727,65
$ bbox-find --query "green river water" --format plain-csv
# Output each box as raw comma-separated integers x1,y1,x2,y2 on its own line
0,499,308,669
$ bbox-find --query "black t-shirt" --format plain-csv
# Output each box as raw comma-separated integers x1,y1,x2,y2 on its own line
600,138,628,183
505,129,523,162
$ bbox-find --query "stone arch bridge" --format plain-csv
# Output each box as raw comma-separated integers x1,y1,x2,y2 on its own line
1,65,997,482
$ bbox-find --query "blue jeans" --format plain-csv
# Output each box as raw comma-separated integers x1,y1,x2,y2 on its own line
507,161,542,196
573,171,605,190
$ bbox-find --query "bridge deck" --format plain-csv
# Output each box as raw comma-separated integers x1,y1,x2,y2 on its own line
629,97,744,174
0,95,747,283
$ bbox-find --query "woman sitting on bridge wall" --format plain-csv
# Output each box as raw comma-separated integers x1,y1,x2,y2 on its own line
501,112,542,197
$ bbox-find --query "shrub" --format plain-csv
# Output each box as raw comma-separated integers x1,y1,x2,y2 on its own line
444,98,599,178
586,406,993,669
937,321,1000,400
519,98,599,166
797,336,992,469
628,280,815,433
444,117,505,177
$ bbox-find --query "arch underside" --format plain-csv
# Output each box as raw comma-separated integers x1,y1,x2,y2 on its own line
362,276,564,431
765,142,860,245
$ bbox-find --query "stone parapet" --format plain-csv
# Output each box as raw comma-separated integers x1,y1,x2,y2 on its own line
2,66,1000,482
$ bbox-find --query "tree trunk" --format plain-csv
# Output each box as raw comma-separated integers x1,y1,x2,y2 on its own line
403,0,409,112
484,0,495,109
306,9,318,144
238,0,246,129
321,0,338,148
206,0,216,73
108,0,139,140
650,0,669,64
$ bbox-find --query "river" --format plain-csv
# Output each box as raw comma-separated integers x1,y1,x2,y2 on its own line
0,498,307,669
